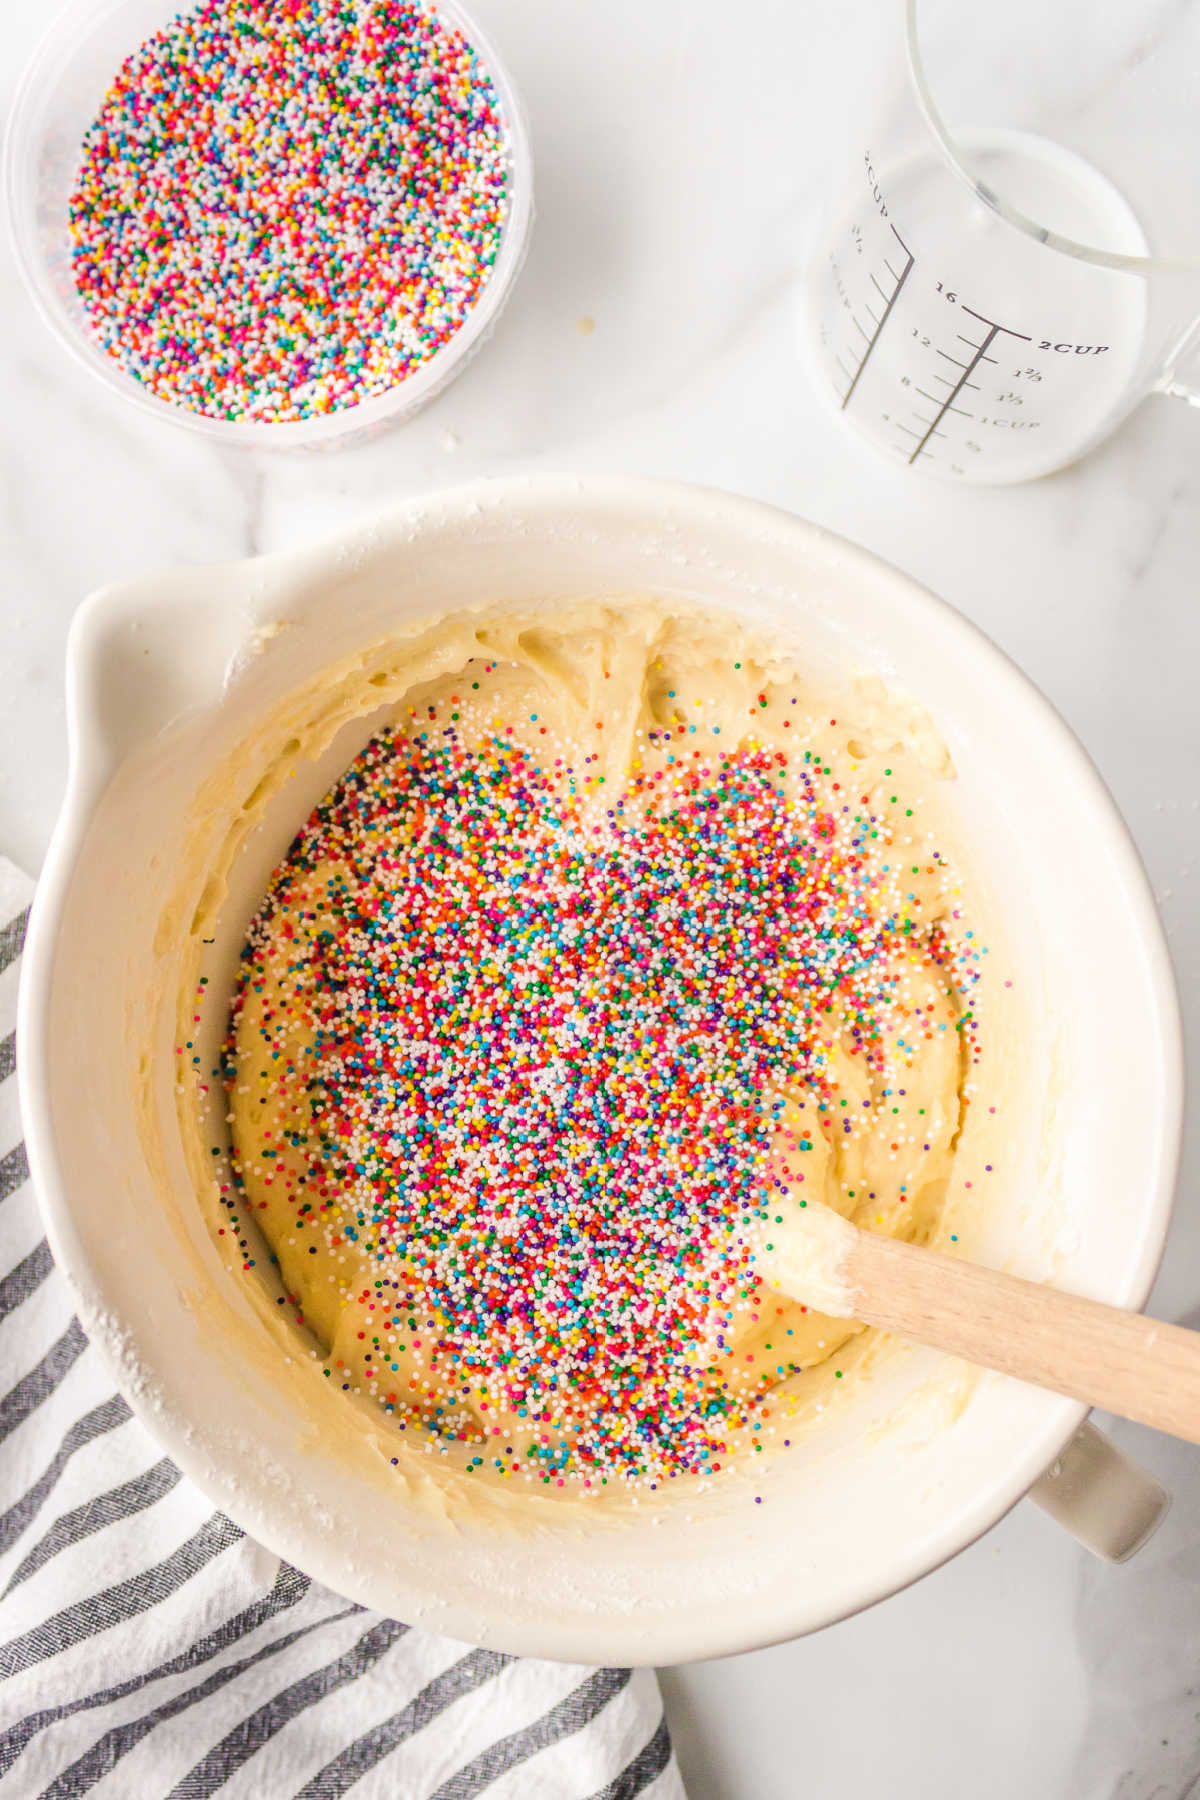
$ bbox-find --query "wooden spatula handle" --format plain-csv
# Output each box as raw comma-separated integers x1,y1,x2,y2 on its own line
849,1232,1200,1445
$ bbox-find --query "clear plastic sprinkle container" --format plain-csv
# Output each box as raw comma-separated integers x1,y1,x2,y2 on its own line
3,0,533,447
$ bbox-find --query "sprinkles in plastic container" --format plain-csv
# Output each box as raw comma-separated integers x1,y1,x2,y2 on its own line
7,0,531,441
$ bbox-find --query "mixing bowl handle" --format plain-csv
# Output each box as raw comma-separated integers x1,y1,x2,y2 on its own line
1029,1420,1169,1561
64,564,271,813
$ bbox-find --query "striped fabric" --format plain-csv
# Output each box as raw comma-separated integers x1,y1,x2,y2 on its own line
0,862,683,1800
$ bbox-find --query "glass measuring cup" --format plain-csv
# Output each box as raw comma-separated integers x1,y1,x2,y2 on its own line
803,0,1200,482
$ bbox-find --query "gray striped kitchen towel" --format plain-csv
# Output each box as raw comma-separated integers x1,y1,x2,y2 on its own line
0,860,684,1800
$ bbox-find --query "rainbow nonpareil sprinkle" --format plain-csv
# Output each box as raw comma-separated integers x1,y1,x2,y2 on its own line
219,693,985,1490
68,0,510,423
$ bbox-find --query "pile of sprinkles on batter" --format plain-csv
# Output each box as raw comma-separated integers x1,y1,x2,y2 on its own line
68,0,510,423
215,657,986,1492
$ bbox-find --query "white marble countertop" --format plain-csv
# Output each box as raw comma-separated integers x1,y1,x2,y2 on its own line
4,0,1200,1794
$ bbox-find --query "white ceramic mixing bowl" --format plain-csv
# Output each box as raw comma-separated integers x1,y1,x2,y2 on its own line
19,477,1182,1664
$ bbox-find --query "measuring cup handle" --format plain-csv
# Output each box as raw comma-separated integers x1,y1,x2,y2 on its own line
1029,1420,1169,1562
1156,318,1200,407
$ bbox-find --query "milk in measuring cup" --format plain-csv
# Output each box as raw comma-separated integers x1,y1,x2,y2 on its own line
810,130,1149,481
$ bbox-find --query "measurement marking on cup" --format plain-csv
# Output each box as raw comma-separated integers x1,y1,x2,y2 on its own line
962,304,1030,339
834,233,1035,462
909,326,1000,461
916,385,972,416
932,371,979,392
840,224,914,409
908,310,1032,464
